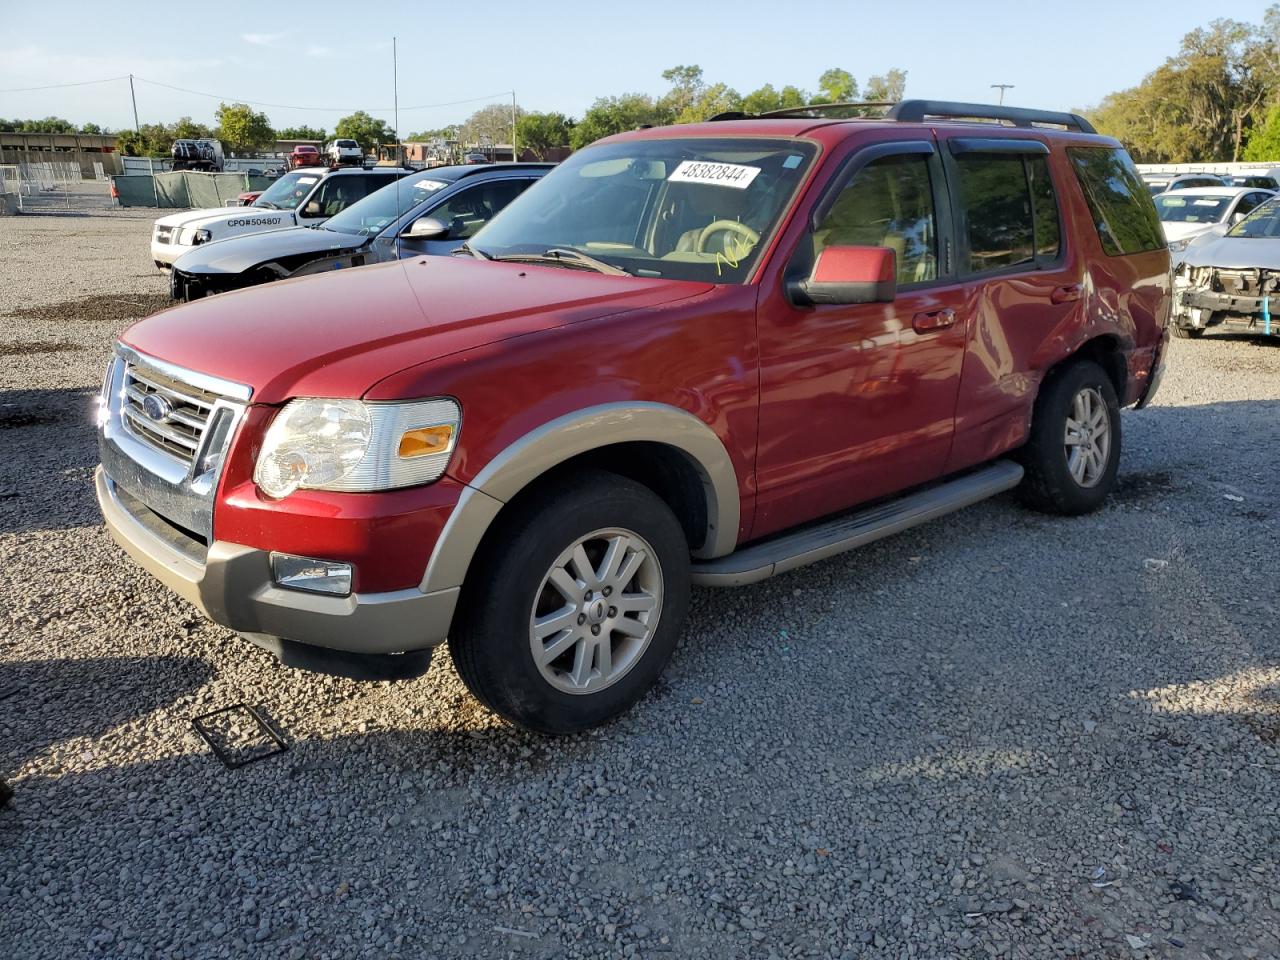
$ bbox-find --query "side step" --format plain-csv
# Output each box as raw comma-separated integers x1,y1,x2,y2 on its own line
691,460,1024,587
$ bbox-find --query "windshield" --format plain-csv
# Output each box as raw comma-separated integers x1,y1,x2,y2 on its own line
470,137,817,282
252,171,321,211
1146,181,1168,196
1227,196,1280,238
324,174,450,235
1155,194,1232,223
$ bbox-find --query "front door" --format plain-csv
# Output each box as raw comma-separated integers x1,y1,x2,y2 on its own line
753,142,968,538
397,178,537,257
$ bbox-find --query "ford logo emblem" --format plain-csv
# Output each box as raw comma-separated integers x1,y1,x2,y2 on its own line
141,394,173,423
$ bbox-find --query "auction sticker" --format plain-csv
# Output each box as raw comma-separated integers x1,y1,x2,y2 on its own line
669,160,761,189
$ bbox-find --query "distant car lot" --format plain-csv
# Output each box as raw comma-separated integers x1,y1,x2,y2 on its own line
1,210,1278,959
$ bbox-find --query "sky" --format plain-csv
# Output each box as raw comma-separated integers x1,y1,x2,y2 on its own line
0,0,1273,134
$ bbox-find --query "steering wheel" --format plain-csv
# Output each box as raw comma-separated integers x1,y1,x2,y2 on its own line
695,220,759,255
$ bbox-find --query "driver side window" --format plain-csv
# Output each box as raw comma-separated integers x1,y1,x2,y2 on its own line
813,154,938,285
425,180,531,240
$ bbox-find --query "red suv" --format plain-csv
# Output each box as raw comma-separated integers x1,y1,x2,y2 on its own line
96,101,1171,733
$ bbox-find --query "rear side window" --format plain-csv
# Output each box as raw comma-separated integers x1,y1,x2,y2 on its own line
1068,147,1165,256
953,153,1061,274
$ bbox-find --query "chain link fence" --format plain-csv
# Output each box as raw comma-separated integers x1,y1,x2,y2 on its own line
0,161,111,213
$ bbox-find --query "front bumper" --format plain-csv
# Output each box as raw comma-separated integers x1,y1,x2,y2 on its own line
151,239,191,268
96,467,459,658
1175,287,1280,334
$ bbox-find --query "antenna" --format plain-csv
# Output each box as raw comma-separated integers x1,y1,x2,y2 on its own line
990,83,1014,106
393,35,401,261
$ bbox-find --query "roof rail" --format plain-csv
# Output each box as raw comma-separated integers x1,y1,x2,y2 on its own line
887,100,1097,134
708,99,1097,135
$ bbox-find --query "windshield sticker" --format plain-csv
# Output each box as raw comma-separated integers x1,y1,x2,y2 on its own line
1161,197,1186,206
669,160,761,190
413,178,446,190
297,176,318,185
783,154,803,169
1192,199,1222,206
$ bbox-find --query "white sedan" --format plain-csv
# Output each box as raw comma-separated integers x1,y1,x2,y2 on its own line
1156,186,1275,256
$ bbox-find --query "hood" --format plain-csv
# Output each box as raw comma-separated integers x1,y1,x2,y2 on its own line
155,207,230,229
121,256,715,404
172,225,364,274
1179,230,1280,270
1163,221,1217,243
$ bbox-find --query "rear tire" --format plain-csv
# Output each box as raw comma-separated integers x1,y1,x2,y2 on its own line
448,470,690,734
1172,324,1203,339
1016,360,1121,515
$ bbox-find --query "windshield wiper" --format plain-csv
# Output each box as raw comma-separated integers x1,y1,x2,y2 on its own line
491,247,628,276
254,200,279,210
452,241,492,260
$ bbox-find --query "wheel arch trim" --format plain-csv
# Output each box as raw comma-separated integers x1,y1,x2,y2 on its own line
419,402,741,594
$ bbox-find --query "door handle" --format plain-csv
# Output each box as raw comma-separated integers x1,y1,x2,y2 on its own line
912,307,957,333
1051,283,1083,304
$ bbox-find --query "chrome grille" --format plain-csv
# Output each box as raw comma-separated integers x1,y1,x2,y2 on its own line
121,362,223,467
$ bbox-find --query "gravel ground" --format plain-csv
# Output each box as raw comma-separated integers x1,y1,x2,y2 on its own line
1,211,1279,960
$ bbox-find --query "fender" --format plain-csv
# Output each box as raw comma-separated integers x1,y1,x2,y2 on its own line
419,402,741,595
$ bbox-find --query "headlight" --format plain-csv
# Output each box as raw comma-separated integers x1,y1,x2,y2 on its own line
192,228,212,245
1167,238,1191,253
254,397,459,499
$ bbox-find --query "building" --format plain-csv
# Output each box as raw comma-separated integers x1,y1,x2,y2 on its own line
0,132,122,177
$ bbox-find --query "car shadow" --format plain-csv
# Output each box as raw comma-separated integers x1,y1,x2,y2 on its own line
0,386,101,535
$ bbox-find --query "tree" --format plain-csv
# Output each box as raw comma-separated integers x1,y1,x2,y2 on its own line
741,84,809,115
215,102,274,154
570,94,672,149
406,126,454,142
80,122,105,135
276,125,327,141
864,69,907,103
334,111,395,151
460,103,522,151
516,112,573,159
172,116,214,141
1244,102,1280,160
815,68,858,104
659,64,706,118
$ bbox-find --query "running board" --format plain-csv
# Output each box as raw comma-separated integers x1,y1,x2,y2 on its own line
691,460,1024,587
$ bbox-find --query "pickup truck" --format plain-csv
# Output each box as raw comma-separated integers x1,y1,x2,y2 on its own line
150,166,413,268
98,100,1170,733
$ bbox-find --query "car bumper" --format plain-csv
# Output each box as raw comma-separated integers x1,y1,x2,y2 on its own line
96,466,460,659
151,240,191,268
1175,288,1280,334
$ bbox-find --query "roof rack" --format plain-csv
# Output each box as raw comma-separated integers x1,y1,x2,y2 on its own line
710,99,1097,135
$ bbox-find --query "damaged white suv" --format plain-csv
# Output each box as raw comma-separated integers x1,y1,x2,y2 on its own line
150,166,413,269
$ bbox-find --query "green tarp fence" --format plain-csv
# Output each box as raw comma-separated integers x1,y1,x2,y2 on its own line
111,172,273,208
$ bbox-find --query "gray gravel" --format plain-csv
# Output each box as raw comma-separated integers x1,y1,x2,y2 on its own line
2,211,1279,960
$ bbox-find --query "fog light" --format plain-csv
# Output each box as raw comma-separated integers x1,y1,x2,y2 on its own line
271,553,352,596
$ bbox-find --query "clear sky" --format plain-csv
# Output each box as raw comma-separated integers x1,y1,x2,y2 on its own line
0,0,1273,133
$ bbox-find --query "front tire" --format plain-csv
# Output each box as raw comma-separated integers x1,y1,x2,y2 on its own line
1016,360,1121,515
1172,324,1204,339
448,470,691,734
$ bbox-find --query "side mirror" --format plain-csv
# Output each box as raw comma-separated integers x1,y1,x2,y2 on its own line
402,216,448,240
1230,212,1245,225
789,245,897,306
302,201,323,218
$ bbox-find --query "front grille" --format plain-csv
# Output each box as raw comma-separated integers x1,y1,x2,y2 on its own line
121,361,224,467
154,225,175,244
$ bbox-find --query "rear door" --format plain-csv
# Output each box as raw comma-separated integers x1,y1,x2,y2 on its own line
939,136,1078,473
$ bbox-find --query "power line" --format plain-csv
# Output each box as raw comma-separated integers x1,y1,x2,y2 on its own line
132,75,512,114
0,76,129,94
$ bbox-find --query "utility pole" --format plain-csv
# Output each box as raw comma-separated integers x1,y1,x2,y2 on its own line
129,74,140,134
511,90,517,161
991,83,1014,106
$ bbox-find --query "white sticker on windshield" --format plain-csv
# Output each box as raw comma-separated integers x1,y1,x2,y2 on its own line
297,176,318,185
1193,199,1221,206
669,160,761,190
413,178,446,190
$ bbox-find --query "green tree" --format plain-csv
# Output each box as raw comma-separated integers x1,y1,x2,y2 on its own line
334,111,396,152
276,125,327,141
172,116,214,140
864,69,907,103
570,93,672,149
79,122,105,135
815,68,858,104
741,84,810,115
1244,102,1280,160
215,102,274,153
460,103,522,152
405,126,454,142
515,112,573,159
659,64,706,118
